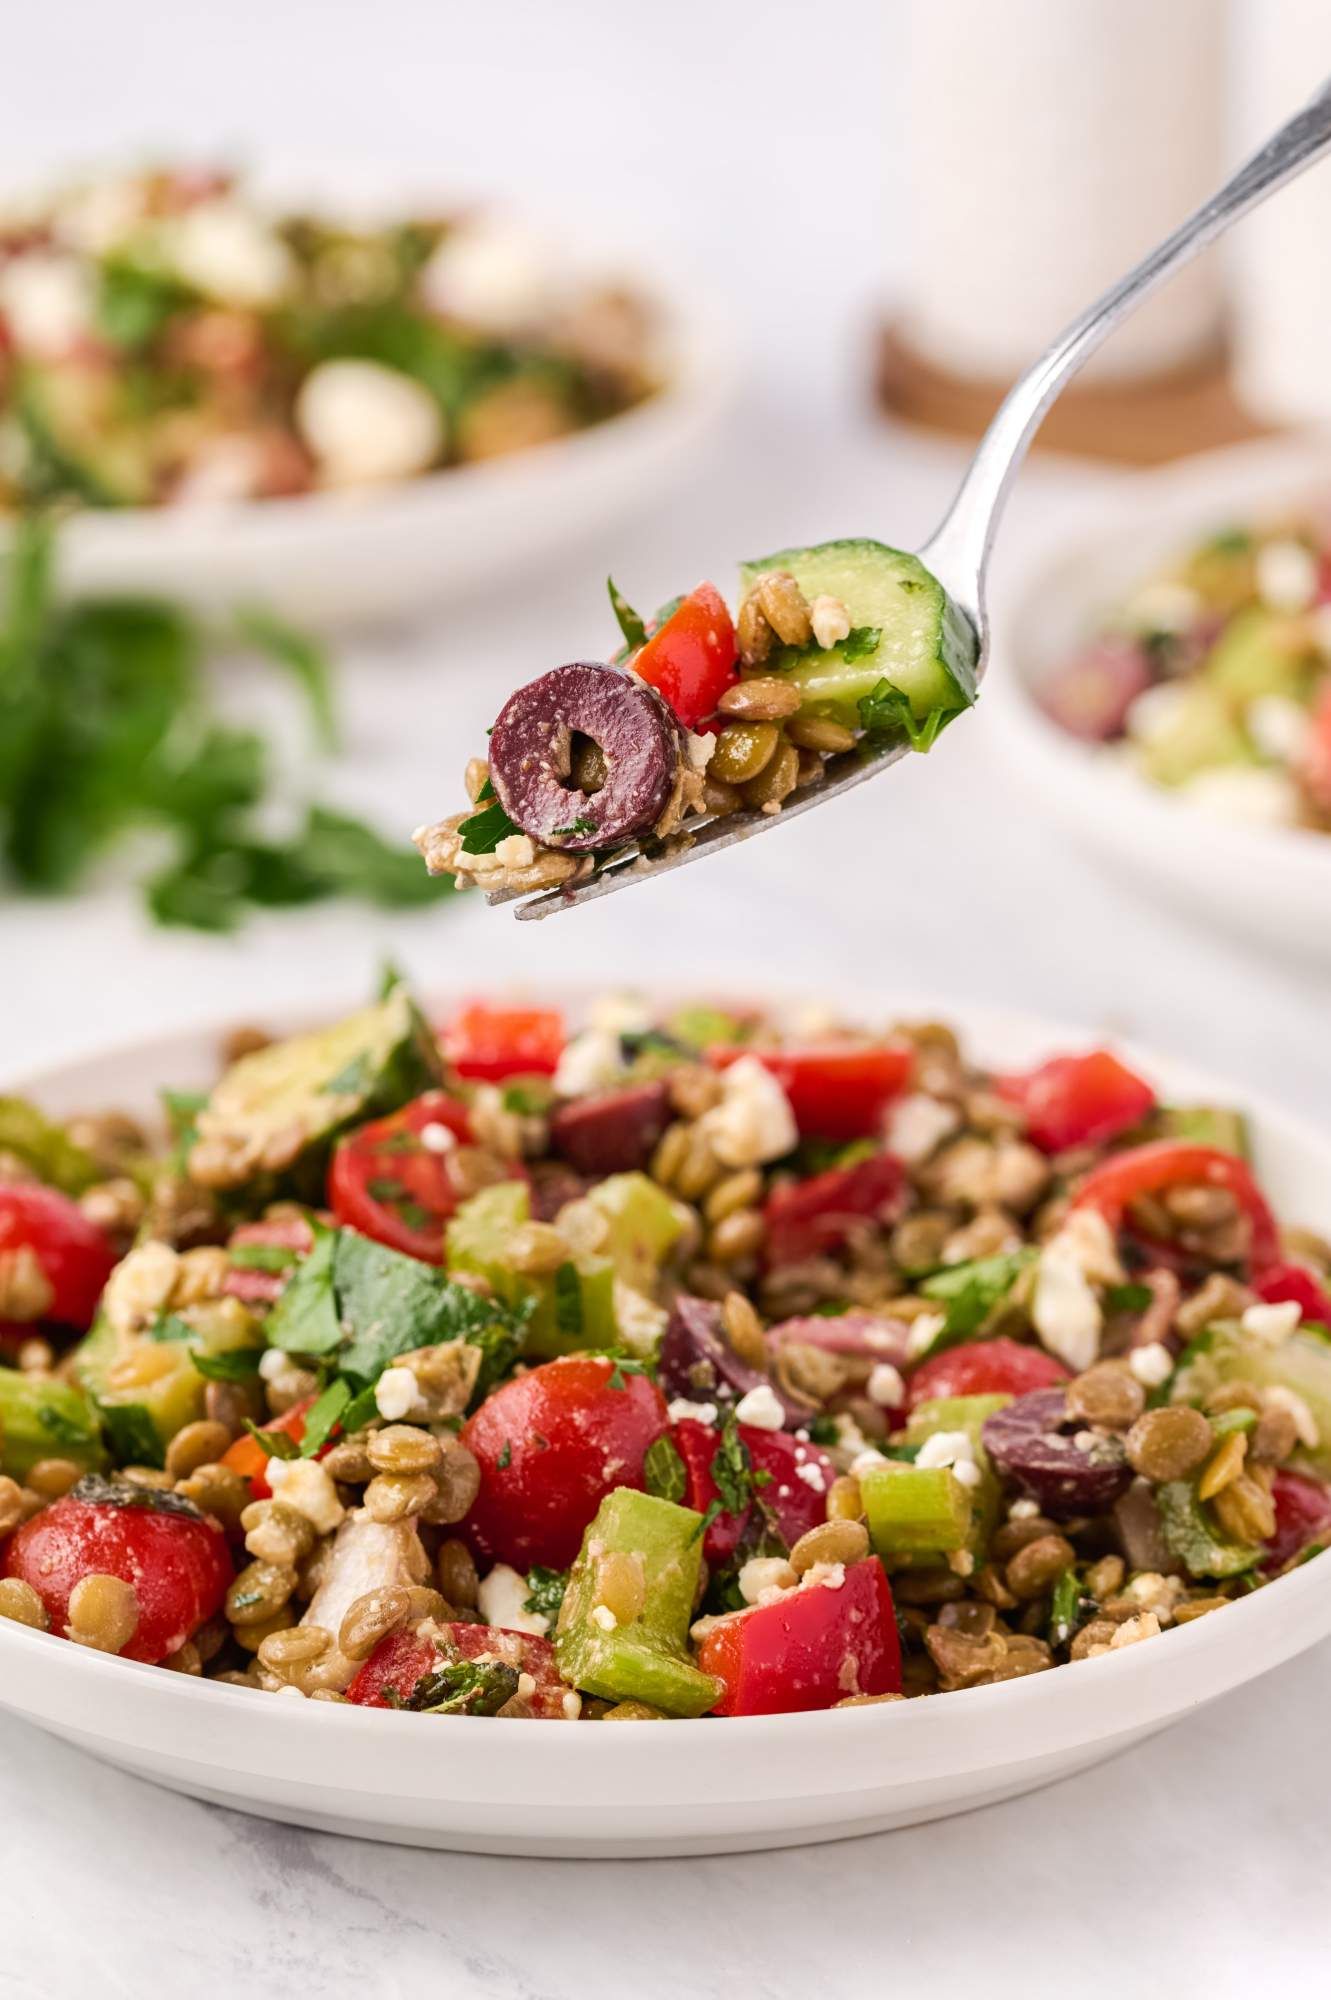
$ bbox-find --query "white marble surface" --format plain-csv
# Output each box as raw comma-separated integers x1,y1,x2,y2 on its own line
3,3,1331,1992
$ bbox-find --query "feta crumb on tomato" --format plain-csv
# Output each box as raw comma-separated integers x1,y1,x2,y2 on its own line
613,1280,668,1356
738,1555,794,1604
477,1561,549,1637
795,1460,827,1493
700,1055,798,1169
667,1396,719,1426
733,1383,784,1430
418,1121,458,1155
296,359,444,486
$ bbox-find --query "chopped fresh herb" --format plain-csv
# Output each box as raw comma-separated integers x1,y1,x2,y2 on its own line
920,1249,1037,1352
807,1414,841,1446
501,1081,550,1115
497,1439,512,1470
523,1565,568,1623
643,1433,688,1505
34,1403,97,1449
549,816,597,838
98,1403,164,1470
242,1418,299,1461
299,1377,351,1457
147,1312,197,1343
228,1243,298,1273
1048,1567,1096,1649
323,1051,373,1097
265,1225,343,1358
458,796,521,856
554,1262,583,1342
1106,1282,1154,1315
191,1348,263,1383
840,624,882,663
711,1407,757,1518
405,1659,521,1716
607,576,649,652
857,676,951,753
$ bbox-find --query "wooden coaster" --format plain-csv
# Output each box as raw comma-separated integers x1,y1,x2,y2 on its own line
876,319,1275,465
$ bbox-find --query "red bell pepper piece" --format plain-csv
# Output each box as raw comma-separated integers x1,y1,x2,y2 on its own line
995,1049,1155,1153
441,1003,565,1081
698,1557,902,1715
219,1396,331,1503
708,1043,914,1141
629,583,738,729
1070,1140,1281,1274
1263,1469,1331,1573
1253,1260,1331,1327
672,1417,835,1566
763,1153,904,1266
1297,680,1331,816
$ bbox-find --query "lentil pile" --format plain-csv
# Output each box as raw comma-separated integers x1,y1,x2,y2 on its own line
1,984,1329,1719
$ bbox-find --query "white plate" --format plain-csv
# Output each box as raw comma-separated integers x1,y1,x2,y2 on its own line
3,991,1331,1857
987,434,1331,965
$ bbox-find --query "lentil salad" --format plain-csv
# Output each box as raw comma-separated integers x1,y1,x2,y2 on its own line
1,985,1329,1718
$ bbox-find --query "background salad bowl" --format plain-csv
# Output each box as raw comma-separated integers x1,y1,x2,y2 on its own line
987,433,1331,966
2,990,1330,1858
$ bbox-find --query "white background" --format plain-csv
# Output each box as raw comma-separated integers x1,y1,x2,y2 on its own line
2,3,1330,1993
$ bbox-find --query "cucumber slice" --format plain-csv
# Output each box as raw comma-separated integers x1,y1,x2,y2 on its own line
1172,1323,1331,1479
74,1300,266,1466
739,539,978,733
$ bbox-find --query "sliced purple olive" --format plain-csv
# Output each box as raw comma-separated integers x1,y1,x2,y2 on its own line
659,1294,808,1428
766,1312,911,1367
550,1082,672,1177
982,1387,1132,1520
488,661,682,852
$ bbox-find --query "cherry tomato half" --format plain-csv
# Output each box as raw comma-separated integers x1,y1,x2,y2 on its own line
1263,1469,1331,1573
346,1622,570,1716
441,1003,565,1082
0,1183,117,1330
995,1050,1155,1154
328,1091,487,1263
461,1354,669,1570
763,1153,905,1267
2,1484,232,1664
1253,1259,1331,1328
708,1043,914,1142
906,1336,1069,1412
629,583,739,729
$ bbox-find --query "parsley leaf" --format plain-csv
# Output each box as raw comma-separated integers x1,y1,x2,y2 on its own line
857,677,952,753
523,1565,568,1623
554,1263,583,1343
404,1659,520,1716
242,1417,299,1461
299,1377,351,1457
919,1249,1036,1353
458,796,522,855
643,1434,688,1504
607,576,649,652
191,1348,263,1383
265,1224,343,1358
839,624,882,663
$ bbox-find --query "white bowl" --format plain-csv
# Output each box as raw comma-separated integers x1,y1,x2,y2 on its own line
988,433,1331,965
3,992,1330,1857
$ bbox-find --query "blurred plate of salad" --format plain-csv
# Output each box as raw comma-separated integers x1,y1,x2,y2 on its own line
0,163,729,623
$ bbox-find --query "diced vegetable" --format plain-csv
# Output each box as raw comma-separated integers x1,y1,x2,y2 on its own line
327,1089,479,1262
625,582,738,729
708,1043,913,1141
1172,1323,1331,1478
0,1370,106,1484
75,1298,267,1467
697,1557,901,1715
861,1461,972,1557
441,1003,564,1081
995,1050,1154,1153
1156,1480,1261,1579
445,1180,617,1358
347,1622,571,1717
763,1153,904,1266
906,1336,1067,1411
555,1488,722,1716
0,1184,117,1331
1071,1141,1281,1274
671,1416,834,1565
1264,1469,1331,1572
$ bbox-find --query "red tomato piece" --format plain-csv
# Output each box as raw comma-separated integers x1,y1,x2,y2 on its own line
1253,1259,1331,1327
630,583,738,729
461,1354,669,1571
219,1397,324,1503
906,1335,1069,1412
0,1184,117,1331
441,1003,565,1082
328,1091,487,1263
763,1153,905,1266
672,1418,836,1566
2,1486,232,1665
223,1214,317,1305
1070,1141,1281,1274
708,1043,914,1141
1263,1470,1331,1573
698,1557,901,1715
995,1050,1155,1153
346,1622,570,1716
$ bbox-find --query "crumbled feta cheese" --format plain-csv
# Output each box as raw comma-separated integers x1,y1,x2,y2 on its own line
375,1364,425,1422
588,993,653,1038
296,358,444,486
1008,1497,1040,1521
168,199,294,307
418,1120,458,1155
1109,1610,1162,1649
258,1345,293,1384
1128,1341,1174,1388
884,1092,960,1165
561,1690,583,1720
686,732,716,771
733,1383,784,1431
1248,694,1311,765
1032,1238,1103,1373
1125,680,1196,745
915,1430,976,1474
553,1027,625,1099
809,594,852,649
1073,1429,1099,1452
952,1460,982,1490
667,1397,719,1426
613,1280,668,1357
947,1549,976,1576
101,1240,180,1335
555,1197,610,1258
1241,1299,1302,1346
477,1562,549,1637
906,1311,947,1361
866,1362,906,1409
0,251,94,353
420,220,565,336
1265,1382,1321,1448
850,1448,888,1480
494,833,536,868
516,1671,536,1700
266,1457,345,1536
738,1556,795,1605
795,1460,827,1493
1256,538,1318,614
1183,767,1300,828
591,1604,618,1632
801,1561,846,1592
1120,1572,1185,1620
699,1055,798,1169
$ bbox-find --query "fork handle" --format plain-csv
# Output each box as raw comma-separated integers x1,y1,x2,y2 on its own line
926,74,1331,602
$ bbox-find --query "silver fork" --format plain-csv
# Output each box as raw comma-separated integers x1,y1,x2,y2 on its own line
499,76,1331,922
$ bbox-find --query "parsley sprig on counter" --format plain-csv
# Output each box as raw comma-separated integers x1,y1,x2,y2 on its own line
0,518,455,931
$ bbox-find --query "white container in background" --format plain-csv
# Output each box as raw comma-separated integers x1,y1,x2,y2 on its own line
1231,0,1331,424
899,0,1226,383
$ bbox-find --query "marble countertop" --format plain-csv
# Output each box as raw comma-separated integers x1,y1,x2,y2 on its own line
4,3,1331,1989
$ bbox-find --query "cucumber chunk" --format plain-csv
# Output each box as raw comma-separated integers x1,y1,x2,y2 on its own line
0,1370,106,1483
739,538,978,733
74,1299,266,1466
